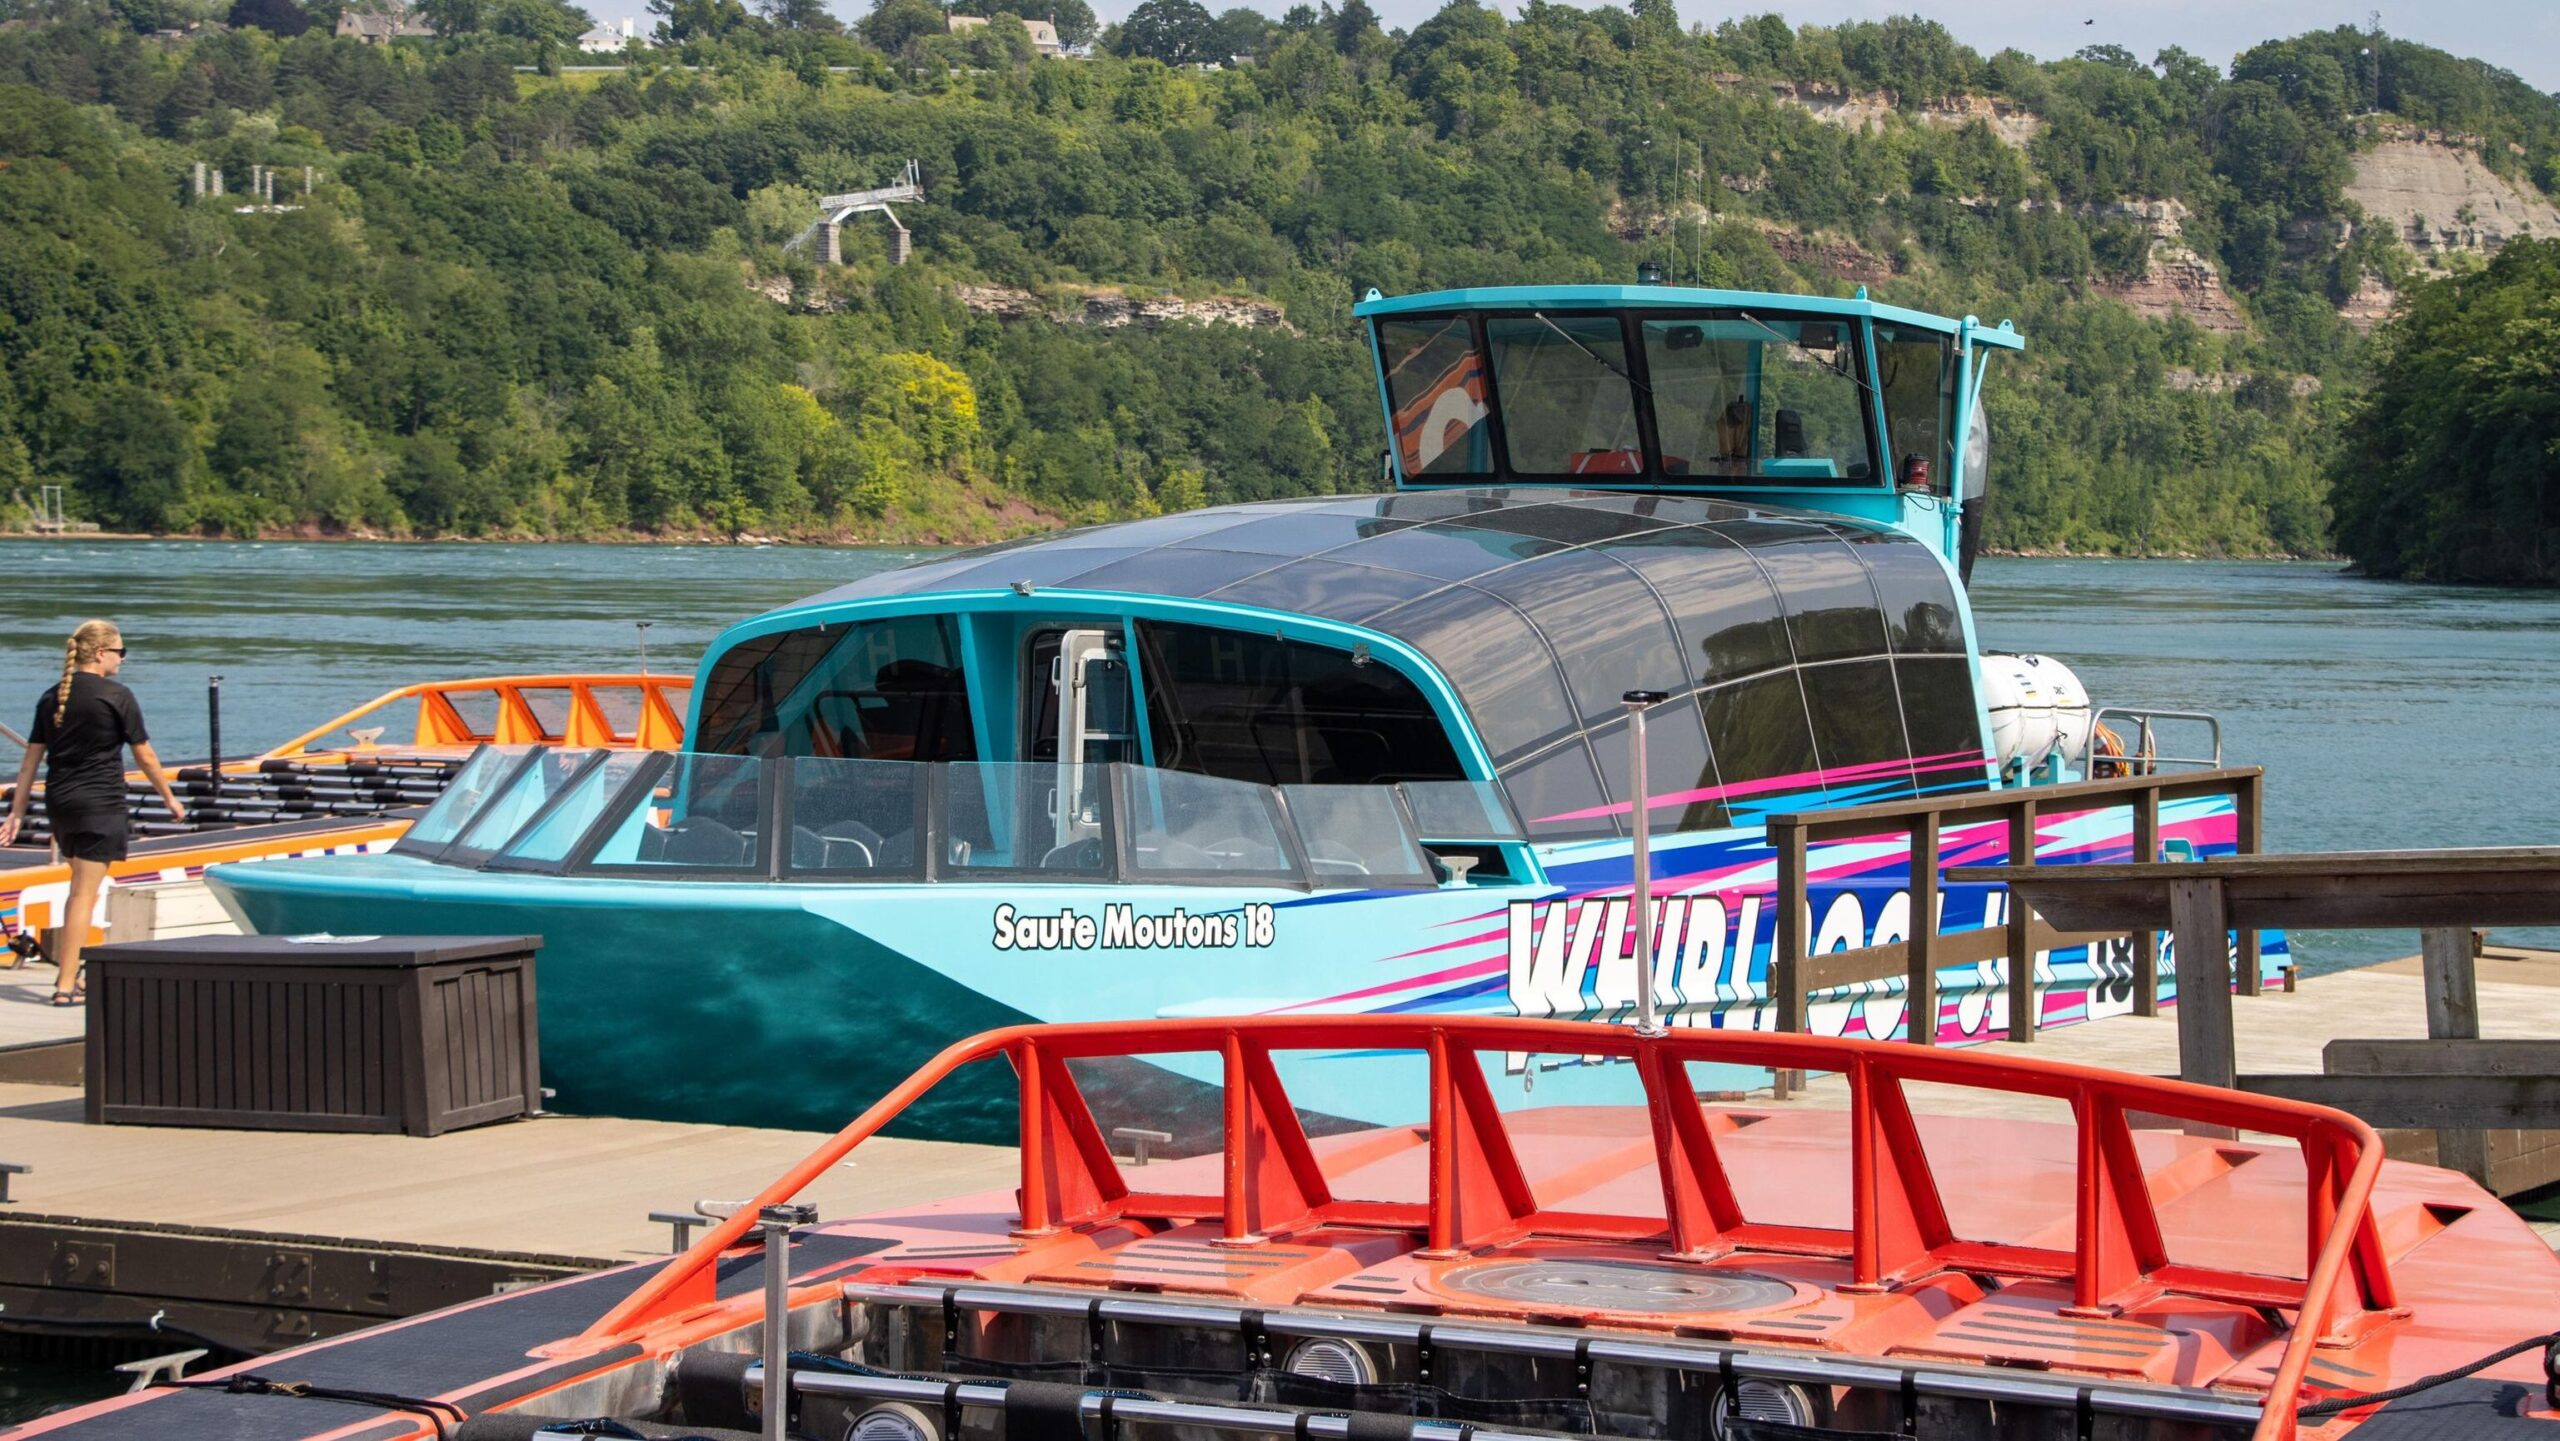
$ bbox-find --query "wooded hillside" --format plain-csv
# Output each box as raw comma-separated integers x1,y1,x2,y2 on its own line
2,3,2555,552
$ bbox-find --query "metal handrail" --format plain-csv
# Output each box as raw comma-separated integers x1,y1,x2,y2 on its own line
567,1015,2391,1441
2092,706,2222,773
261,674,692,758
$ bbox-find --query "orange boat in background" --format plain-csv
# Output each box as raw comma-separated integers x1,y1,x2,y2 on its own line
1,674,688,957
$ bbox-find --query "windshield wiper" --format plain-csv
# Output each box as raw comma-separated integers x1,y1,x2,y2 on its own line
1532,311,1647,393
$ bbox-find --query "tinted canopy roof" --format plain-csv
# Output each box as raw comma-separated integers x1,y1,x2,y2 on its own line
771,490,1978,830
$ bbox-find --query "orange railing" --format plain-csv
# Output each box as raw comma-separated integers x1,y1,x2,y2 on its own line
263,674,690,758
574,1016,2394,1441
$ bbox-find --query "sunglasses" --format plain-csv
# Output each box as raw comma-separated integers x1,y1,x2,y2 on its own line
101,646,128,656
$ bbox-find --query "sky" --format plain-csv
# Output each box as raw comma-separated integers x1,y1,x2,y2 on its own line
1080,0,2560,96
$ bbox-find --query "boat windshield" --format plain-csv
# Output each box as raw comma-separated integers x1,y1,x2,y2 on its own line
1375,309,1879,486
409,747,1521,891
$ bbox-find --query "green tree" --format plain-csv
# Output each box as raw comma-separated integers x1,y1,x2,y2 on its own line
1110,0,1212,65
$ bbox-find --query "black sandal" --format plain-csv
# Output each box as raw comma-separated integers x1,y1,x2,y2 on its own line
49,990,81,1007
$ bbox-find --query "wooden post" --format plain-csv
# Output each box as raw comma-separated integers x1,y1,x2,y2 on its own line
2169,877,2237,1093
1771,820,1807,1099
1907,813,1939,1045
2233,773,2264,996
2005,799,2039,1041
2420,925,2489,1186
2129,787,2161,1017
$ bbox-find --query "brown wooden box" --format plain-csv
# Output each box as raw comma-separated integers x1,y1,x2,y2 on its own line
84,935,542,1136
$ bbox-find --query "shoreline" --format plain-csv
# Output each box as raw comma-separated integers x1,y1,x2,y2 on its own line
5,531,2345,561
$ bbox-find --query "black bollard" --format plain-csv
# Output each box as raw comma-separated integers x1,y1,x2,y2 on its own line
206,675,224,813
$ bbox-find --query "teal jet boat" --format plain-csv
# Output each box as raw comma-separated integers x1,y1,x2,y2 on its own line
210,281,2278,1140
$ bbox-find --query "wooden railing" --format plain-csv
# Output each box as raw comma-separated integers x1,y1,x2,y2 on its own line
1956,848,2560,1187
1767,766,2265,1070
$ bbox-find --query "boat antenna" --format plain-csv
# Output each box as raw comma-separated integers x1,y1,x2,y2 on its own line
1621,688,1669,1038
636,621,654,677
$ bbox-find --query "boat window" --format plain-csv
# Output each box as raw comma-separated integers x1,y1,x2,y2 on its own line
1378,317,1493,477
1366,585,1576,764
1589,702,1726,832
582,753,767,873
1610,536,1793,688
1640,320,1757,478
781,757,926,878
1120,769,1300,884
1131,621,1464,787
798,616,976,763
1801,658,1913,801
1501,740,1617,841
1699,673,1823,813
1854,534,1967,654
1483,315,1643,477
487,750,665,872
1875,322,1955,492
1742,314,1873,484
1473,549,1689,721
1897,656,1990,786
1756,533,1889,665
446,748,605,863
693,628,842,756
1281,785,1438,886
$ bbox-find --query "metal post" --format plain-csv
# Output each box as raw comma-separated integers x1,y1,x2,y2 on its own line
205,676,223,794
1620,690,1667,1037
635,621,654,676
758,1202,816,1441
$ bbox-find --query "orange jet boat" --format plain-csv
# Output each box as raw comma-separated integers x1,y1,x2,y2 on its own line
1,674,688,958
17,1016,2559,1441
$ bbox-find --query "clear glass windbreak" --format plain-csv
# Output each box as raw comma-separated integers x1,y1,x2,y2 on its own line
1397,780,1522,841
394,744,532,854
494,750,661,869
1123,769,1296,881
786,757,926,876
583,753,767,872
449,749,603,857
1282,785,1435,883
942,762,1112,876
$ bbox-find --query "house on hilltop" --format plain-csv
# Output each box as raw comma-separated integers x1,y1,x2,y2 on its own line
334,2,435,41
945,13,1063,57
578,17,650,51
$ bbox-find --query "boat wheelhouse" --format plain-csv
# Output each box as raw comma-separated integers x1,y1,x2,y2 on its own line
209,284,2272,1138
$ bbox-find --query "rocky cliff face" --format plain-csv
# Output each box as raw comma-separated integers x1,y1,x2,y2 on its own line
2346,135,2560,260
1748,79,2045,149
956,284,1292,331
2059,198,2249,332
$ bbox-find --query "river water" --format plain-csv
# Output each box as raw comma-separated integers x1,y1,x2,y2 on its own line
1,541,2556,1419
2,541,2553,972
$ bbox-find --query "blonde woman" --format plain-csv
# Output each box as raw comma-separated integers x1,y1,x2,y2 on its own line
0,621,186,1004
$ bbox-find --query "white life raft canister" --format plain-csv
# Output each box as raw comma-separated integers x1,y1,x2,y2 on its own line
1978,653,2094,767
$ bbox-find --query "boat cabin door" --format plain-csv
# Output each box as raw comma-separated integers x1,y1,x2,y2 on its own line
1049,628,1133,849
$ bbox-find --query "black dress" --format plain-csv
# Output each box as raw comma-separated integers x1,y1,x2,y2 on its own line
29,673,148,863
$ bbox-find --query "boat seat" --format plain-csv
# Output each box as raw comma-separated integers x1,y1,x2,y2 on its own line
652,818,750,867
811,819,882,870
1041,837,1107,871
